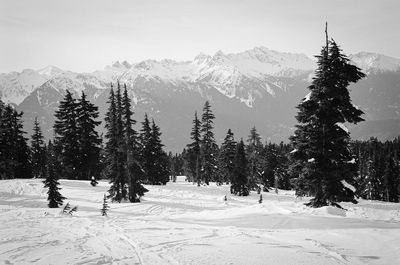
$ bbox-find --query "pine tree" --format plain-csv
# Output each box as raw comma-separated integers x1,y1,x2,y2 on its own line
139,113,152,184
290,25,365,208
43,141,66,208
101,194,109,216
186,111,202,184
122,84,147,202
76,92,102,180
383,150,399,202
115,83,128,199
105,86,125,202
231,139,249,196
246,126,263,190
261,142,278,191
0,101,31,179
200,101,217,185
54,90,79,179
219,129,237,184
31,117,47,178
147,119,170,185
0,103,17,179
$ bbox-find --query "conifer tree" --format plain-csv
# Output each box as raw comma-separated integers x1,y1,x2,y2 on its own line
115,83,128,199
139,113,152,184
231,139,249,196
186,111,202,184
246,126,263,190
200,101,217,185
148,119,170,185
31,117,47,178
122,85,147,202
54,90,79,179
76,92,102,180
290,25,365,207
219,129,237,184
105,86,124,202
0,101,31,179
383,151,399,202
43,141,66,208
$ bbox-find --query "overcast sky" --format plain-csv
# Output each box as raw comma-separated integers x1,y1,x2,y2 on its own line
1,0,399,72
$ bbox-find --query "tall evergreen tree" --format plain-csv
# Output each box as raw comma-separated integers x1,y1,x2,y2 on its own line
290,25,365,207
115,83,127,199
186,111,202,184
76,92,102,180
246,126,263,190
139,113,152,184
43,141,66,208
54,90,79,179
231,139,249,196
219,129,237,184
147,119,170,185
31,117,47,178
122,85,147,202
200,101,217,185
0,101,31,179
383,150,399,202
105,86,125,202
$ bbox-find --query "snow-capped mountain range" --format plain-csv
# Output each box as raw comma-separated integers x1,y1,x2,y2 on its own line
1,47,400,151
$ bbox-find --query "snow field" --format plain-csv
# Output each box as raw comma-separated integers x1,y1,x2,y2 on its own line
0,178,400,265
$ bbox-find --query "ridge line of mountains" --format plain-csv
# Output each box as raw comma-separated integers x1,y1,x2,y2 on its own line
1,46,400,152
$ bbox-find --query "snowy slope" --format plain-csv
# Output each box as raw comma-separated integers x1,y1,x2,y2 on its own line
0,178,399,265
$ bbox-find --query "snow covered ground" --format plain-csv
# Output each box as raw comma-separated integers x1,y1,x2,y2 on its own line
1,177,399,265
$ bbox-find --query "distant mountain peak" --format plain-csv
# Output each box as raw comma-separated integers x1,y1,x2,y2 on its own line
37,65,63,78
350,52,400,72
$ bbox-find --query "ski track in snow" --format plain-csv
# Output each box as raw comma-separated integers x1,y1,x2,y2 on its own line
0,178,400,265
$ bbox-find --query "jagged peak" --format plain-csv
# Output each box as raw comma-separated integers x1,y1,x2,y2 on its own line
350,52,400,72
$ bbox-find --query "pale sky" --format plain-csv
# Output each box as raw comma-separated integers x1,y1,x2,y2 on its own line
0,0,399,72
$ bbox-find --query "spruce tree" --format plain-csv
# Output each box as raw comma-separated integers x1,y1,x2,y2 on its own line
0,101,31,179
105,86,124,202
147,119,170,185
139,113,152,184
231,139,249,196
43,141,66,208
200,101,217,185
31,117,47,178
122,85,147,202
186,111,202,184
0,103,17,179
76,92,102,180
219,129,237,184
383,151,399,202
290,25,365,207
54,90,79,179
261,142,278,191
115,83,128,199
246,126,263,190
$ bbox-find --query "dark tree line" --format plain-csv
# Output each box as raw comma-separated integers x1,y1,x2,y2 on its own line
0,100,31,179
182,100,291,196
352,138,400,202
